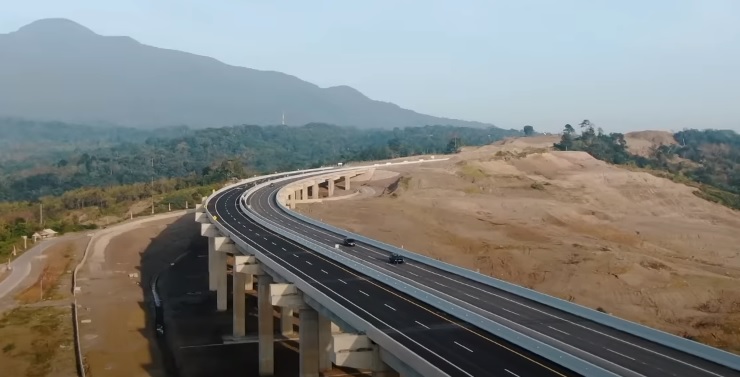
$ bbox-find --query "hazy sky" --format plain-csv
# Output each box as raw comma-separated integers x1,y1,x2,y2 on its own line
2,0,739,132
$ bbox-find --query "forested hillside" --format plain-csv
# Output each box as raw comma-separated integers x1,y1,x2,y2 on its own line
553,121,740,209
0,120,516,201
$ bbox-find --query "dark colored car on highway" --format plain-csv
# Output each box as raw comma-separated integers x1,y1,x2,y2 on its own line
389,253,404,264
343,238,356,247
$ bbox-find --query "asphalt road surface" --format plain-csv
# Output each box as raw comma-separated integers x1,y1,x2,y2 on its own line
0,236,74,300
209,183,583,377
238,175,740,377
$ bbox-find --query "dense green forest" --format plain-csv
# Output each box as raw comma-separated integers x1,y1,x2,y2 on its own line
553,120,740,209
0,120,517,201
0,176,219,260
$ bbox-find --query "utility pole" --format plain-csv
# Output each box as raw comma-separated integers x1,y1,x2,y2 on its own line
168,203,171,212
39,203,43,227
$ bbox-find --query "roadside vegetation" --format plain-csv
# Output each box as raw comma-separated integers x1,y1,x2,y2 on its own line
553,120,740,210
0,306,76,377
0,118,513,259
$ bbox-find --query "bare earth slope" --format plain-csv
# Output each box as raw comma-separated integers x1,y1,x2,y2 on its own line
301,138,740,353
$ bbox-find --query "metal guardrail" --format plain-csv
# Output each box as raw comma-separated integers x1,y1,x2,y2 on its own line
203,176,448,377
273,170,740,372
239,178,617,377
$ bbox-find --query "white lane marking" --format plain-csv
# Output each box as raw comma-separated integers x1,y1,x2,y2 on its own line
338,279,347,284
434,281,446,287
263,237,268,241
501,308,521,317
225,187,558,377
548,326,571,336
384,304,396,311
406,271,419,277
415,321,430,329
271,242,276,245
282,247,286,251
237,221,241,224
454,341,474,353
305,261,312,265
218,191,475,377
464,293,478,299
505,369,520,377
321,269,328,274
606,348,636,361
292,254,298,258
403,262,720,376
359,290,370,297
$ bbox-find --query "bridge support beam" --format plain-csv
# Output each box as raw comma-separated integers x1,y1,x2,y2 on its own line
299,307,320,377
215,250,227,311
312,182,320,199
207,237,217,291
232,271,247,337
213,237,236,312
318,313,332,371
258,274,274,376
281,308,293,335
344,175,351,190
327,178,335,197
245,271,254,291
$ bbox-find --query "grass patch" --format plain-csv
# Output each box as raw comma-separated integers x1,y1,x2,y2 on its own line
15,246,75,304
457,162,489,183
0,306,74,377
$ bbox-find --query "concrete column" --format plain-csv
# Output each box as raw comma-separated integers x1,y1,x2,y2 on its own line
232,272,246,337
301,187,307,201
344,175,351,190
327,179,335,197
245,273,254,291
318,314,332,371
216,251,227,312
312,182,319,199
258,275,274,376
299,308,320,377
295,189,302,201
208,237,217,291
281,308,293,335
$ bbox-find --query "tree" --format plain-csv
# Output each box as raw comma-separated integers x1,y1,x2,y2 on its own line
446,137,462,154
523,125,534,136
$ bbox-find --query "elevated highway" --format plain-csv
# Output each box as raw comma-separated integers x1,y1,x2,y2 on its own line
197,164,740,377
243,173,740,377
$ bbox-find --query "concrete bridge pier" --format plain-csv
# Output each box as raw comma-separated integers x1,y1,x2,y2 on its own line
327,178,335,197
258,274,275,376
311,181,320,200
299,307,320,377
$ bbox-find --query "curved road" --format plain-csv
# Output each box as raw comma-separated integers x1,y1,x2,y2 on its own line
241,175,740,377
209,183,581,377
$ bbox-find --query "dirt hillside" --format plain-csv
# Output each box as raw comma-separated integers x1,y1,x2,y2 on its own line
300,140,740,353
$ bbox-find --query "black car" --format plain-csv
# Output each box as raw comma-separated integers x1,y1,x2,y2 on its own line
342,238,356,247
389,253,404,264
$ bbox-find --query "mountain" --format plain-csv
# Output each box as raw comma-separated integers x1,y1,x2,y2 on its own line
0,18,500,129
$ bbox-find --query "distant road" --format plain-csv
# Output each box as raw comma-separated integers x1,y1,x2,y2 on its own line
0,236,71,300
